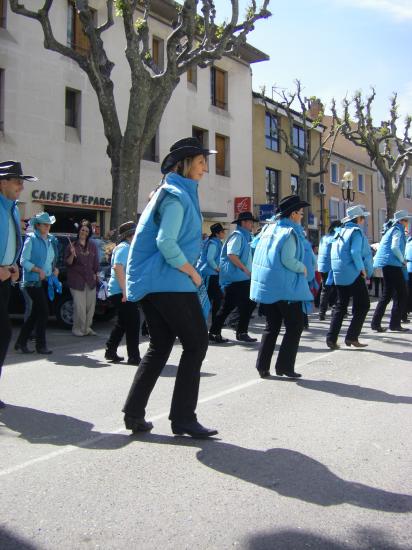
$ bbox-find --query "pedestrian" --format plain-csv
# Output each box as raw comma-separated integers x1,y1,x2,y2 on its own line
251,195,312,378
105,221,141,365
197,222,225,327
0,161,37,407
65,221,99,336
208,211,258,343
326,205,373,350
406,235,412,315
15,212,59,355
317,221,341,320
371,210,412,332
123,137,218,438
302,232,317,330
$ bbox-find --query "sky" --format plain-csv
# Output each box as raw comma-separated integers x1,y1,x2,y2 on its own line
218,0,412,126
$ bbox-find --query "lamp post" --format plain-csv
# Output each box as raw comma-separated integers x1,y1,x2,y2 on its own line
341,171,355,203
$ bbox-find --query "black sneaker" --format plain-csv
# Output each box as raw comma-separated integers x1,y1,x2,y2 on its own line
105,350,124,362
209,333,229,343
236,333,257,342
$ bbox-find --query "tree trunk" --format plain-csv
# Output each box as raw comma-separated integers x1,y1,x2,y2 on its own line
384,176,401,220
299,168,309,226
110,149,142,229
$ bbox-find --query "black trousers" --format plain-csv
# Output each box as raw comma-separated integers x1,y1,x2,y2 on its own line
209,280,255,336
16,283,49,349
371,265,407,329
408,273,412,314
256,301,304,374
207,274,223,326
123,292,208,423
0,279,12,378
319,272,337,315
106,294,141,361
327,275,370,343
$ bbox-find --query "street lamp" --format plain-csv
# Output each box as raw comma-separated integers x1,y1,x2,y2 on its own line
341,171,355,203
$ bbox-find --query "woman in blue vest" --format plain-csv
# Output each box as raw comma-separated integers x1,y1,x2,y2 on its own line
251,195,312,378
317,220,341,320
197,222,225,327
123,137,218,439
326,205,373,349
15,212,59,354
406,235,412,316
105,221,141,365
371,210,412,332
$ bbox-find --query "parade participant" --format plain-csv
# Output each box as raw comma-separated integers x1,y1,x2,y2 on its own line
105,221,141,365
326,205,373,349
65,221,99,336
317,221,341,320
123,137,218,438
406,235,412,316
371,210,412,332
197,222,225,327
208,211,258,343
251,195,312,378
0,161,37,407
302,231,317,330
15,212,59,355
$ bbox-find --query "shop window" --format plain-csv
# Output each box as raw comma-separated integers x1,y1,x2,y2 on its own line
211,67,227,110
152,37,164,72
265,112,279,152
0,69,4,131
331,162,338,184
404,176,412,199
215,134,230,177
192,126,209,148
67,1,96,55
0,0,6,29
265,168,279,205
358,173,365,193
143,131,159,163
65,88,81,130
187,65,197,88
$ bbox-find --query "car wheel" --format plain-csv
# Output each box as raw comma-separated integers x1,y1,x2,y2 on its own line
55,295,74,329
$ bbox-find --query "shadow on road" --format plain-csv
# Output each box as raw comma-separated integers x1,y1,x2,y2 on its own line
133,434,412,513
160,364,216,378
0,527,40,550
0,405,131,450
296,379,412,404
243,527,408,550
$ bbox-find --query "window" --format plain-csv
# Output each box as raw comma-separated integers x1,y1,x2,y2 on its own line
65,88,81,129
404,176,412,199
265,168,279,205
378,209,387,232
265,112,279,152
143,132,159,163
329,198,343,222
0,0,6,28
358,173,365,193
187,66,197,88
67,1,96,54
152,37,164,72
192,126,209,148
331,162,338,184
0,69,4,131
292,125,307,154
291,175,299,194
215,134,230,177
377,172,385,193
211,67,227,110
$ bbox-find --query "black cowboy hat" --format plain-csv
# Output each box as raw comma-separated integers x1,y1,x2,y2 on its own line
275,195,310,218
161,137,217,175
117,220,137,242
210,222,225,234
231,211,259,224
0,160,38,182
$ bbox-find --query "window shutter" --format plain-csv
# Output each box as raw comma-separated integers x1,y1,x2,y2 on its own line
74,9,90,53
216,135,226,175
152,38,160,66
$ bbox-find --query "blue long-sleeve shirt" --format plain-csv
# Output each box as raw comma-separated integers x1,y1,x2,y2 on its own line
280,234,306,273
155,195,187,268
20,235,55,276
206,241,219,271
350,230,365,272
391,231,406,264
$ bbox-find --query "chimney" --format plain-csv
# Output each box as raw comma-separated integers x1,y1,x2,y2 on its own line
308,98,324,120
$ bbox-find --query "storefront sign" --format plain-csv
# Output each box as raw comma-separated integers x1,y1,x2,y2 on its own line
234,196,251,216
258,204,275,221
31,189,112,208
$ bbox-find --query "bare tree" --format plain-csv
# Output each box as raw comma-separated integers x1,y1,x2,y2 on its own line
267,80,341,220
332,89,412,219
9,0,271,228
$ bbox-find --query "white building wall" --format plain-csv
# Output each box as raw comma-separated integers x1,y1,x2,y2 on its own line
0,2,255,233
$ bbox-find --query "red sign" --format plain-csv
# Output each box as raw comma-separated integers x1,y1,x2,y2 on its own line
234,196,251,216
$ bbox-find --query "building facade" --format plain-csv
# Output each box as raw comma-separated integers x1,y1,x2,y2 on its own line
0,1,268,235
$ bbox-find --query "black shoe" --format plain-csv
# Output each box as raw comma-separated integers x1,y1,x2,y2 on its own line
401,318,410,324
258,370,270,378
36,347,52,355
371,326,387,333
319,313,326,321
389,326,410,332
14,342,34,354
236,333,257,342
209,333,229,344
277,371,302,379
326,340,340,350
345,339,368,348
124,415,153,433
0,399,5,409
105,350,124,362
171,420,218,438
127,357,141,366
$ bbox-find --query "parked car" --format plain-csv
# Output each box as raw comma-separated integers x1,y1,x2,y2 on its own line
9,233,116,329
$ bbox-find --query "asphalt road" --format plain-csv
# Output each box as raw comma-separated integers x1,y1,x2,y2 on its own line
1,302,412,550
